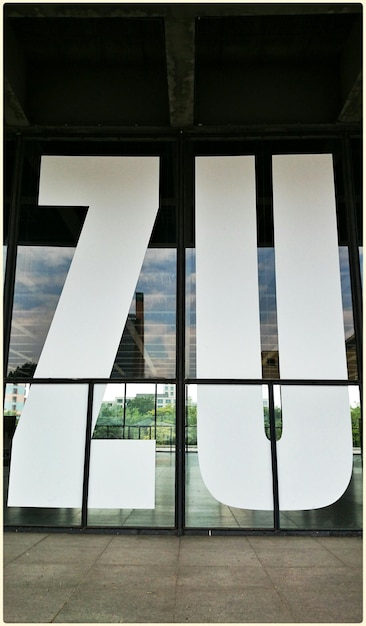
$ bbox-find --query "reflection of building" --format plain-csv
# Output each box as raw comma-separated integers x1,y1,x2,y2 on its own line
261,351,280,379
4,384,26,416
111,292,145,378
104,385,176,412
157,385,176,408
346,334,358,380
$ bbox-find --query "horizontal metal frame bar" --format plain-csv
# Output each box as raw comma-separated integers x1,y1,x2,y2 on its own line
4,525,362,536
4,378,177,385
186,379,359,386
4,378,360,386
5,124,361,143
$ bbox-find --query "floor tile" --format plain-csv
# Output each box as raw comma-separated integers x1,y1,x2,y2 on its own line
54,564,177,623
97,535,180,566
179,536,262,566
247,536,342,567
176,565,274,589
174,587,295,623
3,532,49,564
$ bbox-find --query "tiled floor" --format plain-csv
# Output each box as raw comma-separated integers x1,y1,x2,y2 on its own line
3,533,362,623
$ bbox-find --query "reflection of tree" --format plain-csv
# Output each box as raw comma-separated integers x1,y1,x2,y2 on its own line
186,403,197,445
8,362,37,378
126,395,154,415
263,406,282,441
93,395,178,445
351,406,361,448
263,405,362,448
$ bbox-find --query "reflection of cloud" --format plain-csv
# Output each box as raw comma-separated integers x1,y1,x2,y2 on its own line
9,247,75,370
15,247,74,304
186,271,196,288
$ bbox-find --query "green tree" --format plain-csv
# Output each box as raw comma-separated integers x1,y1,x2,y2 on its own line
186,402,197,445
126,395,155,415
156,404,175,423
351,405,361,448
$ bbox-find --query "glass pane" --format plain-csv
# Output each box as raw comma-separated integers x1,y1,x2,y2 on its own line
110,249,176,379
359,247,363,286
258,248,280,378
263,385,282,441
185,384,274,529
185,248,196,378
7,145,177,381
195,156,261,378
4,383,87,527
279,386,362,529
339,247,357,380
7,246,76,377
273,154,347,380
277,385,352,511
88,383,175,527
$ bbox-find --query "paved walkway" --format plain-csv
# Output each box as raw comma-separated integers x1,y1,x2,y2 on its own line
3,533,362,623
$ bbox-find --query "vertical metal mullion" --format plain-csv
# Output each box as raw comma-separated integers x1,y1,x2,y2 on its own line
342,136,363,383
175,133,186,534
81,382,94,529
3,134,24,376
123,382,127,439
154,383,157,441
268,383,280,530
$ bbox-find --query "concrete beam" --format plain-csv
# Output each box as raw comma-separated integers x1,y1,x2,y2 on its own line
165,17,195,127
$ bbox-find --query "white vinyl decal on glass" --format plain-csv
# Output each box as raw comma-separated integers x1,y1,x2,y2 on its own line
195,156,261,379
7,385,88,508
272,154,352,509
8,156,159,508
195,156,273,509
88,440,156,509
276,386,353,510
197,385,274,509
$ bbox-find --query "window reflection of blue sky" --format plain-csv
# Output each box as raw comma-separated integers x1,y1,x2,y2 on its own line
8,246,177,377
125,248,176,377
187,245,357,381
338,246,355,340
7,243,360,380
257,248,279,353
8,246,74,372
359,247,363,285
186,248,280,378
185,248,196,377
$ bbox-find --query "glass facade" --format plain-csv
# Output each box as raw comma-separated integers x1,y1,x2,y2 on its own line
3,135,362,533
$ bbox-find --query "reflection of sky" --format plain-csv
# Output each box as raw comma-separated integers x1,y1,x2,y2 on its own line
9,245,177,377
185,248,280,377
8,246,74,371
186,245,356,376
257,248,279,352
338,247,355,339
359,247,363,285
7,241,360,378
126,248,177,376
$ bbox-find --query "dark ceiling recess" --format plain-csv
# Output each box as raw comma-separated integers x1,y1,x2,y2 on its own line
4,3,362,131
194,13,362,125
5,16,170,126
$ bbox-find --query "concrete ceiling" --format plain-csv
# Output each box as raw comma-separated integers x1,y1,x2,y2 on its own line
4,3,362,131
